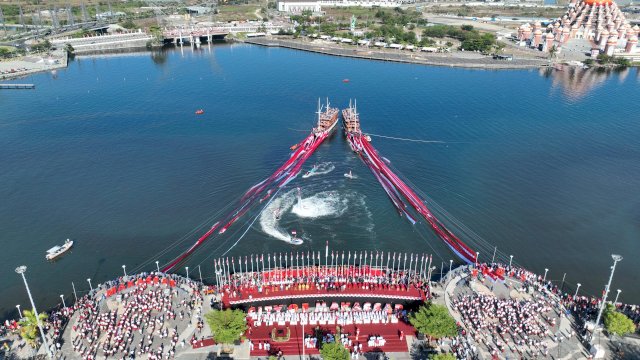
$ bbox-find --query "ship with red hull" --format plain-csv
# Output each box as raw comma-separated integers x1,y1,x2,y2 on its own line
315,98,339,136
343,101,476,264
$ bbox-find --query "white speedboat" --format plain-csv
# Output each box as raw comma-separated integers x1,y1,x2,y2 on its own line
46,239,74,260
289,230,303,245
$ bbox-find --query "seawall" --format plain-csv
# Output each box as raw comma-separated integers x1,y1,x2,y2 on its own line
244,37,550,70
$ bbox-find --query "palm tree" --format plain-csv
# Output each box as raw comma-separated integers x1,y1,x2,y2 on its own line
19,309,48,348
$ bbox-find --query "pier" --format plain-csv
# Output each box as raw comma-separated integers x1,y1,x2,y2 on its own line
0,84,35,90
162,27,229,46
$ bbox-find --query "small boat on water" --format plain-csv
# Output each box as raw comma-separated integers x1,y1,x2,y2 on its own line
195,109,204,115
344,170,356,179
290,143,299,150
302,164,318,178
46,239,74,260
289,230,303,245
342,79,350,83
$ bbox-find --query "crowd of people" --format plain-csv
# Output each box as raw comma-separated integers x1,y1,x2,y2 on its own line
68,274,202,360
452,293,557,358
561,294,640,335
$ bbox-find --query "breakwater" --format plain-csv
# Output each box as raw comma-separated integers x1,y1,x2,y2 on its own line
244,37,549,69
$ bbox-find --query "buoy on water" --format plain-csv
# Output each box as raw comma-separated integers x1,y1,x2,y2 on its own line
342,79,350,83
195,109,204,115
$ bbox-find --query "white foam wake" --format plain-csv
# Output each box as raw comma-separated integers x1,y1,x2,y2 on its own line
259,189,297,242
291,190,348,218
301,162,335,179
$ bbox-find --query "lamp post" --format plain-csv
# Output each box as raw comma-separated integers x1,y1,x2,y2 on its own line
592,254,623,344
198,265,203,284
122,265,127,277
72,282,78,302
87,278,93,291
15,266,52,359
509,255,513,269
543,268,549,282
475,252,479,267
186,266,189,279
614,289,622,305
60,294,66,308
449,260,453,275
156,261,160,273
16,305,22,319
574,283,581,298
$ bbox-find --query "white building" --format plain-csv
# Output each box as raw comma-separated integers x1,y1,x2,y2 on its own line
277,0,408,13
277,0,322,14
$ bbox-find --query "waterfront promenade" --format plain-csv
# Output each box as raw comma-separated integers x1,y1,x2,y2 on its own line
0,50,68,81
3,256,640,359
244,37,550,69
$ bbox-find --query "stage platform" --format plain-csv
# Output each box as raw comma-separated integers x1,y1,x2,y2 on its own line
247,321,414,356
222,284,426,307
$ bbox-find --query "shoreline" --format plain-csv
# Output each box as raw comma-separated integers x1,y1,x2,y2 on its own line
0,50,68,81
243,37,551,70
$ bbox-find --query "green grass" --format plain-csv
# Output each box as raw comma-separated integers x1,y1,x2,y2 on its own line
216,4,261,21
324,6,381,20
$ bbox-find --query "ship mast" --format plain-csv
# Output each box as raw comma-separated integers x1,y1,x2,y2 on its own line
316,97,322,128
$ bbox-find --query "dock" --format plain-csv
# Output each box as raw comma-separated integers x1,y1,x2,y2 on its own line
0,83,35,89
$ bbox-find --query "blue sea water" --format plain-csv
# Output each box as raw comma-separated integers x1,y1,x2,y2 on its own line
1,44,639,319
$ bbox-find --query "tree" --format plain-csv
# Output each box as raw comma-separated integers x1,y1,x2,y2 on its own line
604,305,635,336
409,303,457,340
548,45,558,60
430,354,456,360
64,43,75,55
204,309,246,347
18,309,48,348
319,341,350,360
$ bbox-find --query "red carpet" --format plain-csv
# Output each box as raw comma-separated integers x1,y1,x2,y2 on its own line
192,337,215,349
247,321,413,356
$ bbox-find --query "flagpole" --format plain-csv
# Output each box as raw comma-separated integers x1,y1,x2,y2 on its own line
325,241,329,268
491,246,497,265
409,253,413,273
403,253,408,275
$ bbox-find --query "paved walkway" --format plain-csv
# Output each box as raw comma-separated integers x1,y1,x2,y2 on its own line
438,266,591,359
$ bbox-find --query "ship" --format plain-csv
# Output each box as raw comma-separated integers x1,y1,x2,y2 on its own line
46,239,74,260
314,98,339,136
342,99,369,152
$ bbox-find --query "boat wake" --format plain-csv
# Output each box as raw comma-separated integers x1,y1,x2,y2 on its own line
292,190,348,218
260,189,360,243
301,162,335,179
259,190,298,242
